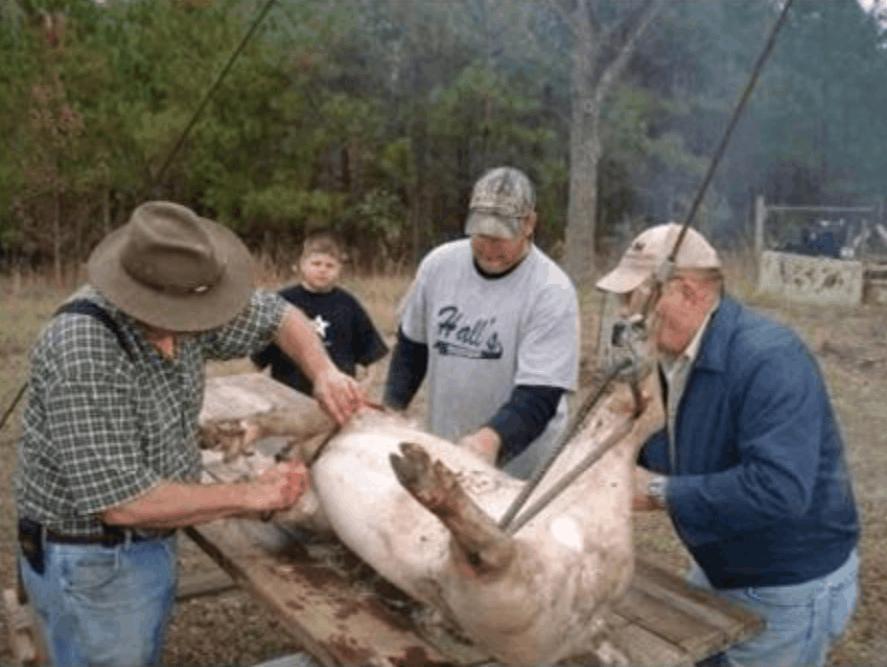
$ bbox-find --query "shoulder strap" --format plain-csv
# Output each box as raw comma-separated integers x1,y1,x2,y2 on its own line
54,299,135,362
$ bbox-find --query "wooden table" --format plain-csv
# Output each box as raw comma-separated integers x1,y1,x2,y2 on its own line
186,516,761,667
194,374,762,666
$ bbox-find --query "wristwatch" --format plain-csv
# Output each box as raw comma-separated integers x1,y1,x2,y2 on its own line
647,474,668,509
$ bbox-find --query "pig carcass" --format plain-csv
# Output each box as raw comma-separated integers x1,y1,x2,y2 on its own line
207,371,664,666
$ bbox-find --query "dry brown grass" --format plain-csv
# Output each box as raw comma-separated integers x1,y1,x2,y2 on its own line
1,255,885,666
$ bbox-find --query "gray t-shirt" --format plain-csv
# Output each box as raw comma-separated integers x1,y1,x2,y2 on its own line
400,239,579,477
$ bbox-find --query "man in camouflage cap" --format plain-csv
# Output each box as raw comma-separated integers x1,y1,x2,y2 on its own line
384,167,579,478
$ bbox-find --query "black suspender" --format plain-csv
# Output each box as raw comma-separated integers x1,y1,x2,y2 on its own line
54,299,135,361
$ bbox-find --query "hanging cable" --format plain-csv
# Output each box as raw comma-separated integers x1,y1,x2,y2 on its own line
506,0,797,533
149,0,277,190
497,357,632,531
0,0,278,436
670,0,795,262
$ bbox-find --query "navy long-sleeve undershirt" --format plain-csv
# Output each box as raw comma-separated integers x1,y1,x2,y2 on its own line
383,328,428,410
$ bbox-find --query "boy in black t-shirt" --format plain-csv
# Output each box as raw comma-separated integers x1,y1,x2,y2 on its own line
252,231,388,396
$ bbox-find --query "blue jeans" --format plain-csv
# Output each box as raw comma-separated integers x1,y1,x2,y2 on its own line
19,534,178,667
689,549,859,667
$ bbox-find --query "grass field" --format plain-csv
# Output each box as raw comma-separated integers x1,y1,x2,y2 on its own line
1,260,885,666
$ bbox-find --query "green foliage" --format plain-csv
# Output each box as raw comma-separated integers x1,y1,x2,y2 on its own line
1,0,886,267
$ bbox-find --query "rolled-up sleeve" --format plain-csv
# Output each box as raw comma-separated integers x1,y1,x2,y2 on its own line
201,290,287,360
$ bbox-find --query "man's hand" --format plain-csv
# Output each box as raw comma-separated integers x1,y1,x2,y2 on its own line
458,427,501,466
275,307,365,424
313,366,364,425
248,460,309,513
633,465,666,511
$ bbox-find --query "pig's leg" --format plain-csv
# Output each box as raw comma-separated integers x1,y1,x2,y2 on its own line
390,442,515,574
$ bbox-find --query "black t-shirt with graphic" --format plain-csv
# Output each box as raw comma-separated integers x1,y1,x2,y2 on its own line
251,285,388,396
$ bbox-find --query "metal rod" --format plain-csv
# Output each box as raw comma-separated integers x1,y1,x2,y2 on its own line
0,0,280,438
149,0,278,189
0,382,27,435
633,0,796,325
506,416,635,536
497,358,630,531
669,0,796,263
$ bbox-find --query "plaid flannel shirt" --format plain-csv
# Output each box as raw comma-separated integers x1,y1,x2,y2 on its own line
14,285,286,536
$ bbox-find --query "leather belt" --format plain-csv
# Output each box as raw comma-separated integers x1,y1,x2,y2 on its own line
18,518,174,547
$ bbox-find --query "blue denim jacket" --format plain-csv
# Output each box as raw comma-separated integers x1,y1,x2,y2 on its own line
640,296,859,588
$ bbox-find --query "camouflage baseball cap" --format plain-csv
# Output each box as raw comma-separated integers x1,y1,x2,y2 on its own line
464,167,535,239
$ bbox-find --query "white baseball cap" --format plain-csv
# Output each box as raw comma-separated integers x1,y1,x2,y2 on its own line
596,223,721,294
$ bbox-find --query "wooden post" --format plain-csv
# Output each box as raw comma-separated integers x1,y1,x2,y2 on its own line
754,195,767,258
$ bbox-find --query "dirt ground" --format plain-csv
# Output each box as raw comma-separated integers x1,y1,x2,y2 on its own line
0,270,885,666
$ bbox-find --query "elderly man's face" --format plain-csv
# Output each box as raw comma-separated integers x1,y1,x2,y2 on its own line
650,278,696,356
470,214,535,275
618,276,711,357
138,322,179,359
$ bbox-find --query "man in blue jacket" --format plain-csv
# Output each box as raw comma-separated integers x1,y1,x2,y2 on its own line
596,223,859,667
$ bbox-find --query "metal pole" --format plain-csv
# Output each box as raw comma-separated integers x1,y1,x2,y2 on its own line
498,359,631,531
505,417,635,536
149,0,277,190
669,0,796,262
0,383,27,436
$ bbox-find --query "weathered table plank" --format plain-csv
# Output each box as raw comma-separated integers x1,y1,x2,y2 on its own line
631,558,762,645
605,622,693,667
615,584,725,659
187,514,762,667
186,519,461,667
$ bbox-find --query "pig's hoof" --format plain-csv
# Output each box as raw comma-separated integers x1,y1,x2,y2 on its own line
389,441,431,488
390,442,457,511
390,442,515,573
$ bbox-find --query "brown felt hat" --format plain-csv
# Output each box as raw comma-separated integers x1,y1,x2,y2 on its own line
88,201,254,332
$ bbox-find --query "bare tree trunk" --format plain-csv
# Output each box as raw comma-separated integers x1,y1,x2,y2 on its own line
565,109,602,290
562,0,666,288
564,6,602,288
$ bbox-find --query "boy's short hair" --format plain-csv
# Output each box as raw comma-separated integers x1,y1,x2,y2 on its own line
302,229,346,262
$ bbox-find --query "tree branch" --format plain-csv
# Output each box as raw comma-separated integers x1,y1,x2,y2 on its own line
583,0,599,32
594,0,665,107
545,0,578,41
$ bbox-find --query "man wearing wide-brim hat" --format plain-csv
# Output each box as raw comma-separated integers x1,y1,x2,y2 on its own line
597,222,860,667
14,201,363,667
